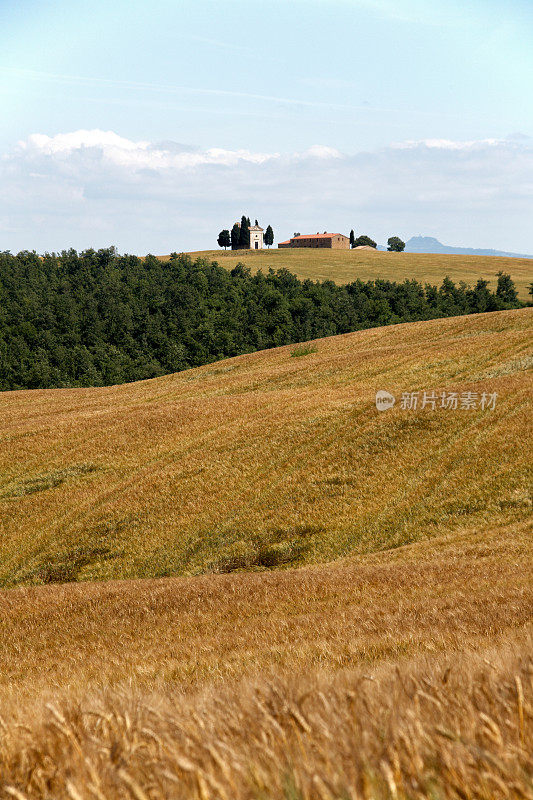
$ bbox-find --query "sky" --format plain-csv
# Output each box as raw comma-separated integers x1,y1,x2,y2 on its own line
1,0,532,254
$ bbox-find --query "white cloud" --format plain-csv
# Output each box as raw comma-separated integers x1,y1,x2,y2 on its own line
1,130,532,254
302,145,342,159
14,130,280,171
393,138,502,150
20,130,148,155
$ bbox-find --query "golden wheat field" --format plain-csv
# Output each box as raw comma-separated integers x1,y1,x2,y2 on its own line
0,635,531,800
1,309,532,799
1,309,531,587
173,248,533,301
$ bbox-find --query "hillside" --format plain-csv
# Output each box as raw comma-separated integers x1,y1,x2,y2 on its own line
181,247,533,300
5,249,521,392
1,309,531,589
1,309,532,798
1,517,531,701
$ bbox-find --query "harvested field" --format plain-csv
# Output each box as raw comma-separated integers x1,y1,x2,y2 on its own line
1,309,531,588
175,248,533,301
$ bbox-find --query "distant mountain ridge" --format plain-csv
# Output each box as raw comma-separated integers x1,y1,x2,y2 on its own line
403,236,533,259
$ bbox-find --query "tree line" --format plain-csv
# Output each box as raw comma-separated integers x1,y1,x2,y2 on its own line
0,247,521,391
217,216,274,249
349,231,405,251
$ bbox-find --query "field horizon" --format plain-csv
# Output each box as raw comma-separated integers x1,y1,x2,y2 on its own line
167,247,533,301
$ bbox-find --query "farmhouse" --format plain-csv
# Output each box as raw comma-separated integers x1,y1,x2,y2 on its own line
278,232,350,250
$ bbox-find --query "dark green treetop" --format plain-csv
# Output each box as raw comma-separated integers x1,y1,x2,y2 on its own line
496,271,518,305
217,230,231,249
387,236,405,252
353,235,377,248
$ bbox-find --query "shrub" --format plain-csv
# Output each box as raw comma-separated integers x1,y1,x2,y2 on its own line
290,344,318,358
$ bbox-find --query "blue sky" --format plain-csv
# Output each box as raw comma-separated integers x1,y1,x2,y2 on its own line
1,0,532,253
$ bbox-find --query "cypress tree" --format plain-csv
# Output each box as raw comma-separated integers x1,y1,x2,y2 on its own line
349,229,355,248
231,223,241,250
239,215,249,249
264,225,274,248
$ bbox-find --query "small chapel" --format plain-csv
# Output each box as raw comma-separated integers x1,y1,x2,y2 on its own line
248,223,264,249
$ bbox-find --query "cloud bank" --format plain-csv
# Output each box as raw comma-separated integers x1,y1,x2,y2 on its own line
1,129,531,254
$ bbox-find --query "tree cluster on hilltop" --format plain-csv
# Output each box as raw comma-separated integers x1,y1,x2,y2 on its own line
0,248,521,390
218,216,274,249
349,231,406,251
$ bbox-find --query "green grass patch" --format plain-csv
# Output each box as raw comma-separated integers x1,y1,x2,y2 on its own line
0,463,100,499
1,516,131,587
290,344,318,358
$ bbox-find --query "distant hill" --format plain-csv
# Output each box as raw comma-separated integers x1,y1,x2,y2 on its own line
404,235,533,259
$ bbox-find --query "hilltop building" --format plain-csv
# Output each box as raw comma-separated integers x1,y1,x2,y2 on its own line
278,232,349,249
249,224,264,249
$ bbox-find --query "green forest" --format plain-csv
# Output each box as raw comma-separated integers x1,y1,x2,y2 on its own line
0,248,521,391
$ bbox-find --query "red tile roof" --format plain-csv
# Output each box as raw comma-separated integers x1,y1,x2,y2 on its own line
278,233,348,245
292,233,347,240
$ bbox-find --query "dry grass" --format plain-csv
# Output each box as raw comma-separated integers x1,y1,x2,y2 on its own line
0,519,531,702
0,634,531,799
1,310,532,797
0,516,531,796
173,248,533,301
1,309,531,587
